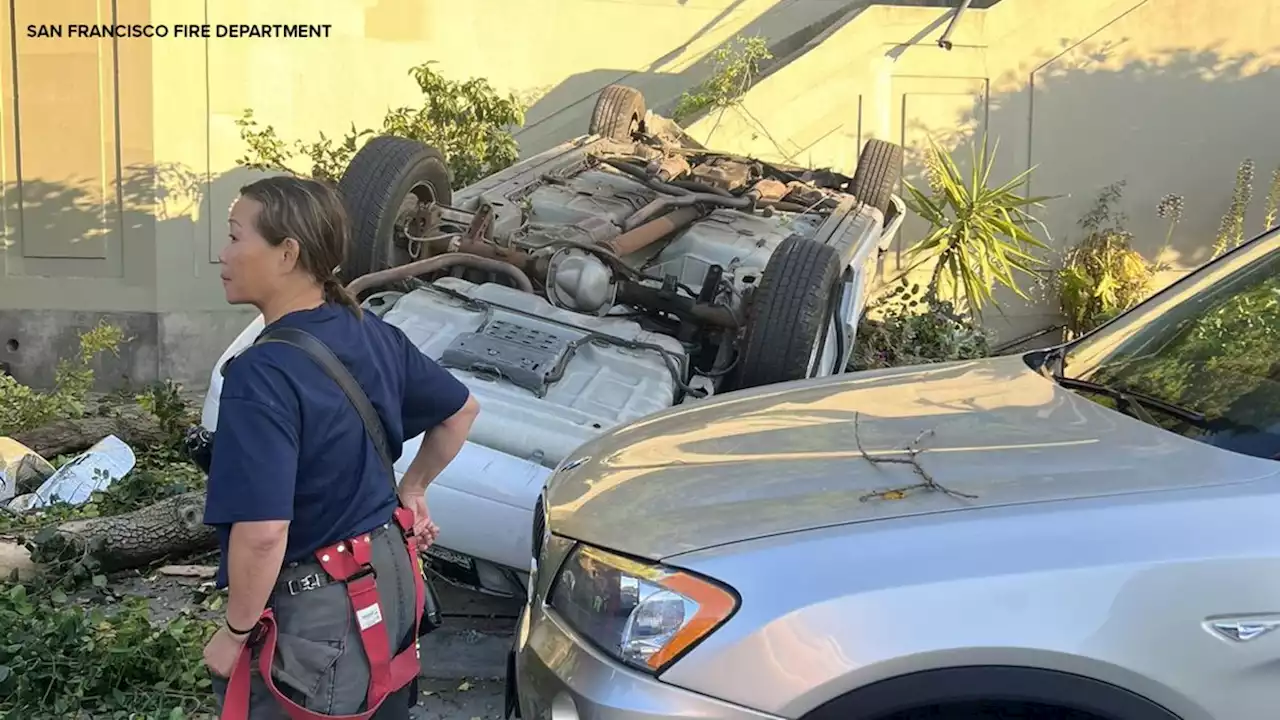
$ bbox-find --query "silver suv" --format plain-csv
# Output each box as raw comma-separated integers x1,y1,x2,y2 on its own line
506,225,1280,720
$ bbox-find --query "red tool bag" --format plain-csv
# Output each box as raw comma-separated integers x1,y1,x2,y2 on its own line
219,327,431,719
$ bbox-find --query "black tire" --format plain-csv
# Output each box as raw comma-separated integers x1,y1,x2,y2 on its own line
880,702,1105,720
336,135,453,282
589,84,645,141
730,236,844,390
848,138,903,217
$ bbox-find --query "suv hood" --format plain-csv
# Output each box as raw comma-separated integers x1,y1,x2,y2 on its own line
545,354,1278,560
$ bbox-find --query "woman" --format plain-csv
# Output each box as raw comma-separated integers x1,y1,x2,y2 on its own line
201,175,479,718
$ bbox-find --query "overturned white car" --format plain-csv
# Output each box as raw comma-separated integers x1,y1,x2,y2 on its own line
201,85,906,597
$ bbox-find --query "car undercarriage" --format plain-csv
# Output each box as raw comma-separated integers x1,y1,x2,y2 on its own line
343,84,904,403
203,84,906,595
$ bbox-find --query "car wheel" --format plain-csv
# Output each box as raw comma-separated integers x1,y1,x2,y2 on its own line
336,135,453,282
885,702,1105,719
848,138,903,217
729,235,844,391
589,84,646,141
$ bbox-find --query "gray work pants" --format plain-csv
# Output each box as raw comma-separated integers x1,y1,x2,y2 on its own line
211,522,421,719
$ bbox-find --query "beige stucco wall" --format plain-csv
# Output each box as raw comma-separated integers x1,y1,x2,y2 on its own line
0,0,858,313
684,0,1280,338
1,0,1278,379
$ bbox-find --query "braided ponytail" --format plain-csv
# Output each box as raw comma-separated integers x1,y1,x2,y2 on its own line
323,275,363,317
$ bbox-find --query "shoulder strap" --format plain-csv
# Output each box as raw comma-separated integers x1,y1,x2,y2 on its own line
253,326,397,487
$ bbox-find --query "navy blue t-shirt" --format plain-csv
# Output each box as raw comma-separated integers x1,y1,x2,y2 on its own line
203,302,470,589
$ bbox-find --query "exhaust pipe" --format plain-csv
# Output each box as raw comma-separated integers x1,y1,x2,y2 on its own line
345,252,536,296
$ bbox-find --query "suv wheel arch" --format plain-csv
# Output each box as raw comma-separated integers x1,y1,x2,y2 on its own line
799,666,1185,720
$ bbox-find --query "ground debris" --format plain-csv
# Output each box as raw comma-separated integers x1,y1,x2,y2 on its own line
852,412,978,502
157,564,217,579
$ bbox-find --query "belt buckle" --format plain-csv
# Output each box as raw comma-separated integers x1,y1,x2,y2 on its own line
288,573,325,595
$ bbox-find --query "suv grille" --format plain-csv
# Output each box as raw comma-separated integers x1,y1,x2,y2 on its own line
531,494,546,562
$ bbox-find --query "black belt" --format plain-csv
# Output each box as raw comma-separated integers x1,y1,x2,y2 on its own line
275,522,394,596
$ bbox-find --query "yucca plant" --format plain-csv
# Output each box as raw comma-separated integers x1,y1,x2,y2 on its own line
904,135,1054,317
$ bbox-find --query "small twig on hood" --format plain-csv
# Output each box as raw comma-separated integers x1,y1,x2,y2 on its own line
852,412,978,502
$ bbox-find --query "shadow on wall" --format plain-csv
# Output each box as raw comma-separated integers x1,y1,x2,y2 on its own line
511,1,1009,166
0,164,263,392
892,40,1280,336
513,0,878,157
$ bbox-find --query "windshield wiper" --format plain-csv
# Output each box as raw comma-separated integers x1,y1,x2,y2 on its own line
1052,375,1208,426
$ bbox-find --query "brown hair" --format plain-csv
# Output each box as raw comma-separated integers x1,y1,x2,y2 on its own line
237,175,362,316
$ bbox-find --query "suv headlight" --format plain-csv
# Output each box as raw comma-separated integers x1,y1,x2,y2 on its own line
547,543,737,674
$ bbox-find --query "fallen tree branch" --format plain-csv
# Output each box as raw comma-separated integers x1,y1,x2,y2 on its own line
852,412,978,502
0,491,216,579
50,490,216,572
12,411,169,464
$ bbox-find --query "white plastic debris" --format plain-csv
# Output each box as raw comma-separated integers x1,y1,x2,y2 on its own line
5,493,38,512
0,437,56,504
20,434,136,510
0,462,12,505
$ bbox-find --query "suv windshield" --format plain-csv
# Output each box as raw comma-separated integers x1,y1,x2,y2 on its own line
1051,229,1280,461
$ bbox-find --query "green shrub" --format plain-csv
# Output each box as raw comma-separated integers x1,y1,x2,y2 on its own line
850,278,992,371
237,61,526,188
1049,181,1167,338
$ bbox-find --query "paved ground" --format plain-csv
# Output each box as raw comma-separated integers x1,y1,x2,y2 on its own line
414,581,521,719
420,581,522,679
414,678,509,720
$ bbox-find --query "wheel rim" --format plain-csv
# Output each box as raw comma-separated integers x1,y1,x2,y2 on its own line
392,181,438,262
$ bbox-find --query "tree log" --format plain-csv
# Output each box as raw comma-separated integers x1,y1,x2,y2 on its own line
2,491,217,578
53,490,216,573
11,411,168,469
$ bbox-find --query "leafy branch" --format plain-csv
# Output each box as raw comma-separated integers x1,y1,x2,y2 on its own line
672,35,773,124
0,321,127,436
